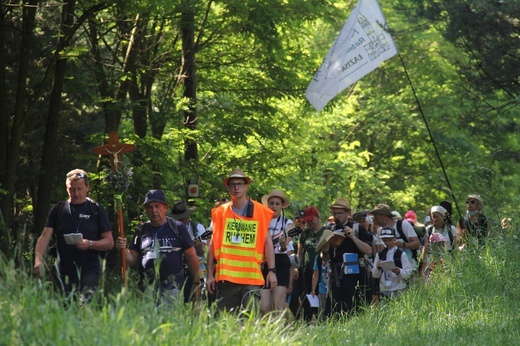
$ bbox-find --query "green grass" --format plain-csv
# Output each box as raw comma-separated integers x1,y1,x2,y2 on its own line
1,229,518,345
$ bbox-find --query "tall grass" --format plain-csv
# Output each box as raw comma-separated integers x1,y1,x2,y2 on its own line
1,228,518,345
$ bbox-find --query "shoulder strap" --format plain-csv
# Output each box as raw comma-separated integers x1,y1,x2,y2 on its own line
166,217,181,239
87,198,99,222
190,220,199,237
378,247,389,261
425,224,433,237
447,226,454,248
393,249,403,269
396,220,409,242
56,201,66,214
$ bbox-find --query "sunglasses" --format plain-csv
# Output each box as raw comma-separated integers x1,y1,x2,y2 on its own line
466,199,477,204
67,172,86,179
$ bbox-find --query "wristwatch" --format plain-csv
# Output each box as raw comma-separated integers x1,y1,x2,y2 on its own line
89,240,94,250
268,267,277,274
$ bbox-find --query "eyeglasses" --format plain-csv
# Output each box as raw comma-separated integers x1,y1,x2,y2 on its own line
332,211,348,216
466,199,477,204
228,182,246,188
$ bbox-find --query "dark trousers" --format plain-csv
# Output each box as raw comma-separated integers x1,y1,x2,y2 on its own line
300,266,318,321
56,268,100,304
330,268,370,315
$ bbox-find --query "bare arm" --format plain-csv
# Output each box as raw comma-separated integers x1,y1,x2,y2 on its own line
311,269,319,296
344,226,372,255
264,233,277,288
115,236,139,267
33,227,54,277
206,237,216,294
297,238,305,268
405,236,421,251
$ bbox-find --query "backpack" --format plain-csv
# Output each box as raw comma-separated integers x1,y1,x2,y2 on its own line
56,198,100,223
378,247,403,269
395,219,418,260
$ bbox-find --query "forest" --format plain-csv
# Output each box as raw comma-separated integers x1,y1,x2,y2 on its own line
0,0,519,269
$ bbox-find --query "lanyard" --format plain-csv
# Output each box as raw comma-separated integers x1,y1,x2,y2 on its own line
68,201,88,232
151,223,165,249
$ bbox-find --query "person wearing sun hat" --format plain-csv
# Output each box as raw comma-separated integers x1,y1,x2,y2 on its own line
170,200,201,239
259,189,296,314
457,194,490,246
171,199,207,302
206,168,276,313
328,197,373,314
370,203,421,268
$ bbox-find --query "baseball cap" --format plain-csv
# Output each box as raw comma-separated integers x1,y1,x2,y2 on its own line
303,206,319,222
379,226,396,239
142,189,167,206
404,210,417,223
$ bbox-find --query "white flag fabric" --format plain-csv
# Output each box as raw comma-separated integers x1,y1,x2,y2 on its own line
305,0,398,111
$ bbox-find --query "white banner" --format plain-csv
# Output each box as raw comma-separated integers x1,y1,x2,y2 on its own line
305,0,398,111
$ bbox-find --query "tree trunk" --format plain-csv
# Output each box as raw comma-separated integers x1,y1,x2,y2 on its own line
0,1,38,255
181,5,198,163
33,0,77,236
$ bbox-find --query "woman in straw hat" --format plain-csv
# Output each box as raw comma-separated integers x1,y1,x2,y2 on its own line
259,189,295,314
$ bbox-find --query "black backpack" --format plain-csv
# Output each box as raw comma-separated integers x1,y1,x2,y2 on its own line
396,220,418,261
378,247,403,269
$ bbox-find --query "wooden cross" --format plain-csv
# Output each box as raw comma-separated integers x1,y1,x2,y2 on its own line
93,131,135,286
93,131,136,171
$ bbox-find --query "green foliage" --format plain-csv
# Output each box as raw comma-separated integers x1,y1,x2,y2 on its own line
2,0,520,268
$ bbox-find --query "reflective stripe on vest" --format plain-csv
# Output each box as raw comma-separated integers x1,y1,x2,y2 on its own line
211,200,273,285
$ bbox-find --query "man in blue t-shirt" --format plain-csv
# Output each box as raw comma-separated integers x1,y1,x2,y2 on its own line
34,169,114,301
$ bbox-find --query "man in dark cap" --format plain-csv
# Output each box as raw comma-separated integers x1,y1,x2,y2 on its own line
115,190,200,302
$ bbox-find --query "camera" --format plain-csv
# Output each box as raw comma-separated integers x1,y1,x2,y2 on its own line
199,228,213,240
